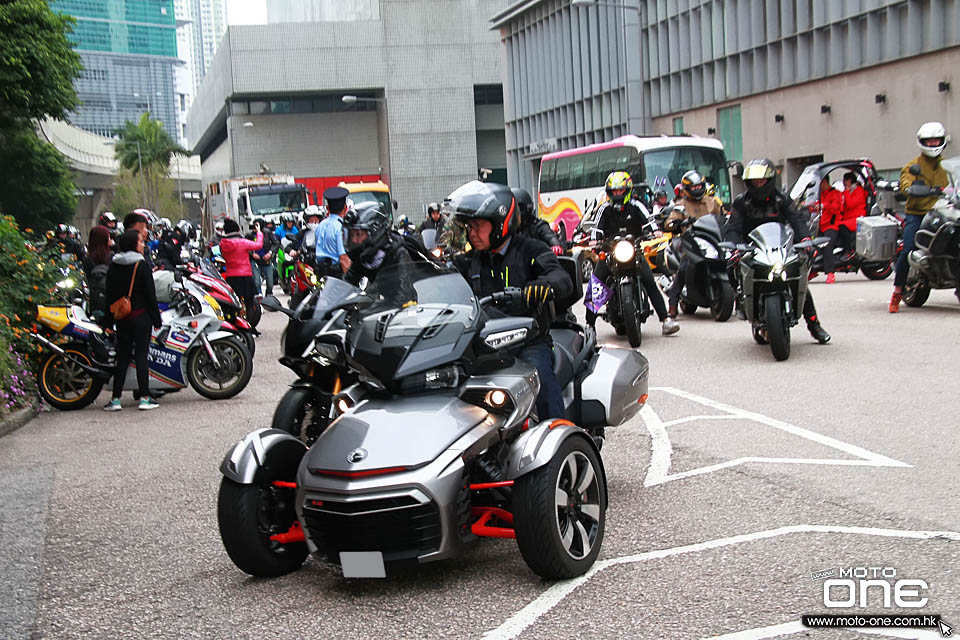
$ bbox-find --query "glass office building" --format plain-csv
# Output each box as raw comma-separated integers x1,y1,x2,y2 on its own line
52,0,181,139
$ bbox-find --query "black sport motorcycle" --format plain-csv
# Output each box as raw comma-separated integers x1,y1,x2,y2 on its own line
594,232,653,348
671,212,735,321
723,223,828,361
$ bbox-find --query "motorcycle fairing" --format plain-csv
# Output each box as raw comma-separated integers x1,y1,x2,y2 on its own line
304,393,491,473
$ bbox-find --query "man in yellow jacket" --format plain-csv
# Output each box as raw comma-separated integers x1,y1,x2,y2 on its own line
890,121,950,313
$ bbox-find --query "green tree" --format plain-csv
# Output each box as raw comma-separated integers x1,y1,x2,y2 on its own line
0,0,82,130
109,167,183,222
114,113,190,213
0,128,76,229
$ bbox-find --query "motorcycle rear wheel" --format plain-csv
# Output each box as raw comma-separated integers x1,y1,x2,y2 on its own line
187,336,252,400
903,281,930,307
709,281,735,322
38,344,103,410
619,283,642,348
513,436,606,579
861,262,893,280
764,295,791,361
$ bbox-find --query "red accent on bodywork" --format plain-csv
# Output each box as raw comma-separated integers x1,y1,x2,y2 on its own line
234,317,251,330
272,480,297,488
549,419,576,429
221,321,237,331
310,466,408,478
269,521,305,544
470,507,516,539
468,481,515,490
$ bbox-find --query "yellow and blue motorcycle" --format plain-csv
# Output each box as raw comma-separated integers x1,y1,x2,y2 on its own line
31,287,253,410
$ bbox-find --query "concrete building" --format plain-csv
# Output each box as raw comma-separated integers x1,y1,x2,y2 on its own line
492,0,958,193
187,0,508,221
51,0,182,142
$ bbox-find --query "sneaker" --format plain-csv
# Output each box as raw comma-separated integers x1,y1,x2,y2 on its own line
825,273,836,284
103,399,122,412
662,317,680,335
808,323,831,344
889,292,902,313
139,396,159,411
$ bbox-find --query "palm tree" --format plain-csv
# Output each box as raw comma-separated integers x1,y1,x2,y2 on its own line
114,113,189,211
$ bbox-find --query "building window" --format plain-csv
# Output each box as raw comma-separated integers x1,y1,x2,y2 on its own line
672,117,684,135
179,93,186,111
474,85,504,105
716,105,742,163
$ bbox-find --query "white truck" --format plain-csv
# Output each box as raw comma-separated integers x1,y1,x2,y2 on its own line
204,174,312,236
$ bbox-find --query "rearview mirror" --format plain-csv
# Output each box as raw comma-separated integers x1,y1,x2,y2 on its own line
260,295,286,313
392,199,398,211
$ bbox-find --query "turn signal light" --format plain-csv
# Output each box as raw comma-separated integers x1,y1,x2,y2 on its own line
638,393,648,405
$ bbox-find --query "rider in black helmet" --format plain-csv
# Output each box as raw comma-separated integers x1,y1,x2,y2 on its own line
447,180,573,420
724,158,831,344
511,187,563,255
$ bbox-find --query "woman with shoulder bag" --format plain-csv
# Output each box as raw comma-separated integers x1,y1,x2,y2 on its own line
103,230,162,411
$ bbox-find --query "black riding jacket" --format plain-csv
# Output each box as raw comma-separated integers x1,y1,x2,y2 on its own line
724,189,809,244
453,235,573,304
594,198,659,239
525,218,562,249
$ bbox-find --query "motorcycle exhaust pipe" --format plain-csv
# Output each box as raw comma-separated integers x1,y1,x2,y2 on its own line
29,333,108,378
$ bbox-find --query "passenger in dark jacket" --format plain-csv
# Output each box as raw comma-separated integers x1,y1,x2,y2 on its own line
103,230,163,411
512,187,563,254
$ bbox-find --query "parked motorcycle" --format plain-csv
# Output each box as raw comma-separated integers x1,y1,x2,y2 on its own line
902,161,960,307
670,213,735,321
217,261,649,580
722,223,828,361
32,281,253,409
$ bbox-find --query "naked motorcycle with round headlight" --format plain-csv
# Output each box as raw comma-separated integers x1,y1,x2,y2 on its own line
217,261,650,580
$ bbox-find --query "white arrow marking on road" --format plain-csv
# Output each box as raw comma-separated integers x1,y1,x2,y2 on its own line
481,526,960,640
640,386,911,487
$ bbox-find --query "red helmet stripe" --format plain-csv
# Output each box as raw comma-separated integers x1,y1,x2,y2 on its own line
502,197,516,238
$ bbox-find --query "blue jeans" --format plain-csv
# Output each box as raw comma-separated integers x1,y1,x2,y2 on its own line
894,214,922,288
252,261,276,295
518,343,566,420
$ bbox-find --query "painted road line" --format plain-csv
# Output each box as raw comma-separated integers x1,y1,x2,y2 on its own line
480,526,960,640
639,387,910,487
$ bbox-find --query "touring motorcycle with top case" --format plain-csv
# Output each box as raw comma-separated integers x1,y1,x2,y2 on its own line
31,282,253,409
217,261,649,579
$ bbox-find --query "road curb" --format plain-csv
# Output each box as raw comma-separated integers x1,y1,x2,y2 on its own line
0,406,38,439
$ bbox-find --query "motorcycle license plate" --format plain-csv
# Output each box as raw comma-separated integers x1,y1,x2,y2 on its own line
340,551,386,578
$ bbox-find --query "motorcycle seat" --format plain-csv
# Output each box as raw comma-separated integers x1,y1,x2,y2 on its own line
550,326,585,388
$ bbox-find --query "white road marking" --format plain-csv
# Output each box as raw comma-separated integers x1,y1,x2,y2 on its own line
481,526,960,640
640,386,910,487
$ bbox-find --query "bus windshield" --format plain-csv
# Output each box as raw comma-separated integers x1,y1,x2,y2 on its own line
348,190,392,214
249,188,307,216
642,147,731,203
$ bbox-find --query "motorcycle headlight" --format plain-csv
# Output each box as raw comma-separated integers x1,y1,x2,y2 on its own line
766,261,787,282
307,271,318,286
397,364,462,394
613,240,635,263
304,340,340,365
694,237,719,260
56,277,76,289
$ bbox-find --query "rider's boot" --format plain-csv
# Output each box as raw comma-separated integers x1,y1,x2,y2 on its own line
808,322,831,344
889,290,902,313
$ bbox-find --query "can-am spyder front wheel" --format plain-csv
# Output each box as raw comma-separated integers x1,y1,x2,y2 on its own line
513,436,606,579
217,442,307,577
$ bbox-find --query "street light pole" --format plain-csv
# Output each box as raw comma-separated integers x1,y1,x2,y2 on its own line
342,94,392,189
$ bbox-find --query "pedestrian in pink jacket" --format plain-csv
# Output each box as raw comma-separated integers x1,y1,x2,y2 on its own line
219,218,263,320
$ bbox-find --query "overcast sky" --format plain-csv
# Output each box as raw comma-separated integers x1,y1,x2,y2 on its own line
225,0,267,25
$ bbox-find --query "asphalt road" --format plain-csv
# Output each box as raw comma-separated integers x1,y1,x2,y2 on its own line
1,273,958,640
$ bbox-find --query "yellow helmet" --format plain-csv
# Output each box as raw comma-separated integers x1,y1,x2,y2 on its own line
605,171,633,205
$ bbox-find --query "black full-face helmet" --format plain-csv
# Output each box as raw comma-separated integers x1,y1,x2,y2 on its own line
510,187,537,227
681,170,708,201
342,201,391,261
444,180,520,249
741,158,778,201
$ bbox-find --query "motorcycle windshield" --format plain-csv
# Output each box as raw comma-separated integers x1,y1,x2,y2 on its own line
691,213,723,240
421,228,438,250
347,261,479,383
299,277,364,321
747,222,794,251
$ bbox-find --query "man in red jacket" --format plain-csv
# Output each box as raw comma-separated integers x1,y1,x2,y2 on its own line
818,177,845,283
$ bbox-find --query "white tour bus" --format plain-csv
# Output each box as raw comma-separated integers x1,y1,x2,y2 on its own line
537,135,731,241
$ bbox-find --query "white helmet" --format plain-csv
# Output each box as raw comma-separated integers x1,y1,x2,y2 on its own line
303,204,322,221
916,121,947,158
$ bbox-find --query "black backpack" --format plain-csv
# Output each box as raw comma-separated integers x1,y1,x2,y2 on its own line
88,263,108,314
